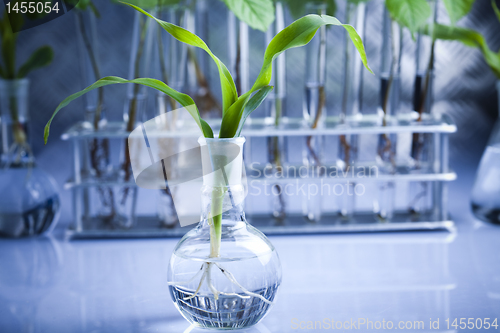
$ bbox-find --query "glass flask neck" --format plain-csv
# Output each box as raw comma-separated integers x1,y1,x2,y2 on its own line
198,137,247,231
0,79,30,163
199,185,246,229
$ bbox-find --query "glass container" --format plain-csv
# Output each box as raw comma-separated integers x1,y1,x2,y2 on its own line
168,137,282,329
264,1,288,222
75,8,105,127
408,0,438,216
114,10,156,228
75,8,113,224
123,10,155,128
228,9,250,96
337,0,367,219
302,2,327,222
471,81,500,224
410,0,438,170
62,114,456,237
264,1,286,126
153,4,189,228
185,0,222,119
374,8,402,222
0,79,60,237
154,4,188,115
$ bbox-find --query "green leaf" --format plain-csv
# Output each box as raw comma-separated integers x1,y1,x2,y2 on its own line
432,24,500,78
442,0,474,25
124,3,238,115
115,0,160,9
219,91,253,138
73,0,102,18
7,7,25,32
44,76,213,144
0,64,5,79
328,0,337,16
73,0,92,9
252,14,372,93
493,0,500,23
385,0,431,34
235,85,274,136
348,0,370,4
88,2,101,18
284,0,306,20
222,0,275,32
1,24,16,79
17,46,53,78
115,0,183,10
219,14,372,138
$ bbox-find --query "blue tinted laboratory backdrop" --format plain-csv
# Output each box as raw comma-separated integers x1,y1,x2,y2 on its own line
11,0,500,225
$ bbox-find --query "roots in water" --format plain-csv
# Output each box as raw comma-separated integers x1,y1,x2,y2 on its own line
169,262,273,305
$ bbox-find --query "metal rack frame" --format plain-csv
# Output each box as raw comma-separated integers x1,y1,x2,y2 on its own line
62,113,457,239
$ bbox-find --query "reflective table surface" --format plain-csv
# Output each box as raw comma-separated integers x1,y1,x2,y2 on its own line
1,157,499,333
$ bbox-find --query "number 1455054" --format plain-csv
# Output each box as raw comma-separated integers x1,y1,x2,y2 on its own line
6,1,60,15
446,318,498,330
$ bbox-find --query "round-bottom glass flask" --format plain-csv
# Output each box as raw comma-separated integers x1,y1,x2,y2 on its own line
167,137,282,329
0,79,60,237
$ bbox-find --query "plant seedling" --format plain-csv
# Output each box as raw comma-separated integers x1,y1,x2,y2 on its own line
0,3,53,163
44,2,372,302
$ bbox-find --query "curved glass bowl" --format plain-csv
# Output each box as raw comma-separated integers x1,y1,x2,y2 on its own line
168,220,282,330
0,167,60,237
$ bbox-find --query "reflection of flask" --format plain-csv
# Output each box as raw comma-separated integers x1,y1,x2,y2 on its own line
471,81,500,224
0,79,60,237
0,237,62,331
471,223,500,315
